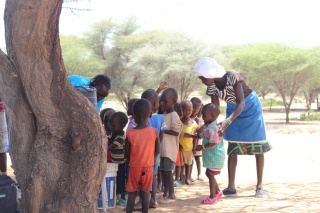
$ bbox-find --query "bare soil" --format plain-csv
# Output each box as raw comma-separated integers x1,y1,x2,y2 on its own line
6,104,320,213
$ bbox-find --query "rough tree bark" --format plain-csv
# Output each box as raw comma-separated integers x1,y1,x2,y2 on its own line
0,1,107,212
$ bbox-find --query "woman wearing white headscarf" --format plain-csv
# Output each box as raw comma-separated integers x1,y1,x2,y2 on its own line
194,57,272,198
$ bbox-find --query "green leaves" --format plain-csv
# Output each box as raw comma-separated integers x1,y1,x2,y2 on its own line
224,43,320,122
60,34,104,78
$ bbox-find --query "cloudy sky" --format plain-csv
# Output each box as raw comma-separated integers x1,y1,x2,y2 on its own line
1,0,320,48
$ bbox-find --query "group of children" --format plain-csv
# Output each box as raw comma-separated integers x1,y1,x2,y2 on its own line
101,85,226,213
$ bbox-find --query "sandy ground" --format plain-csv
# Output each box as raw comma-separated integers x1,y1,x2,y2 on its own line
5,105,320,213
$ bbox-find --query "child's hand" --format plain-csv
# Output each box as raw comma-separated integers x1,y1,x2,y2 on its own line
158,81,168,91
192,149,197,155
196,125,206,134
195,145,202,151
207,144,217,150
218,119,231,136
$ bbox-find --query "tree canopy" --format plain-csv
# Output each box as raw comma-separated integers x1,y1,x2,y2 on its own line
225,43,319,123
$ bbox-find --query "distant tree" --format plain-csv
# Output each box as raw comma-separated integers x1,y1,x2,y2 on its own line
84,17,162,108
227,43,317,123
83,19,116,60
301,47,320,110
137,31,214,101
60,34,104,77
222,45,273,99
84,20,220,107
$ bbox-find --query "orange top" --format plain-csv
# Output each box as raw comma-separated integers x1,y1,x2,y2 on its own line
126,126,157,167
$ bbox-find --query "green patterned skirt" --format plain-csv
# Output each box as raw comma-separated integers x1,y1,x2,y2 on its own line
227,141,272,155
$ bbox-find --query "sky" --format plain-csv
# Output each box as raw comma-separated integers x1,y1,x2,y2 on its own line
1,0,320,49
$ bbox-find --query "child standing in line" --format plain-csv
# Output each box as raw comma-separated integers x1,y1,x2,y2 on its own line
190,97,204,181
107,112,129,206
141,89,166,208
159,88,182,202
173,101,182,186
126,98,139,131
189,103,225,204
103,109,116,163
125,99,160,213
179,100,198,185
174,101,182,117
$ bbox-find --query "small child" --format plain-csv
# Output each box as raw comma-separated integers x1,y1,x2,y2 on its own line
126,98,139,131
174,101,182,117
103,109,116,163
192,103,225,204
159,88,182,202
100,108,114,123
106,112,129,206
125,99,160,213
179,100,198,185
141,89,166,208
190,97,204,181
173,101,182,187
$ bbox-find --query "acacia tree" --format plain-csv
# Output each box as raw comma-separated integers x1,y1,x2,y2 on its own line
60,34,104,77
137,31,212,101
301,47,320,110
84,17,158,108
228,43,317,123
0,1,106,212
223,45,273,99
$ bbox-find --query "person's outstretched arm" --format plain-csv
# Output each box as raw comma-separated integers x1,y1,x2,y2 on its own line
155,130,160,157
163,129,180,136
211,95,220,107
156,81,168,94
125,138,130,163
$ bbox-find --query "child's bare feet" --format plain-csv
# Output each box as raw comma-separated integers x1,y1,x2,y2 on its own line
159,195,176,203
149,199,158,209
132,200,142,211
185,179,193,185
197,176,204,181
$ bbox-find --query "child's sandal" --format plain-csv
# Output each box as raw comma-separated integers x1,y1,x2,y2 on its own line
201,197,217,204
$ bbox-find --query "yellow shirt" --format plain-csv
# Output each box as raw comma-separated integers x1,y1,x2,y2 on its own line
179,121,198,151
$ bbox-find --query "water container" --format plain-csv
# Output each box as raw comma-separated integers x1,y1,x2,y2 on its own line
75,86,97,109
98,163,118,211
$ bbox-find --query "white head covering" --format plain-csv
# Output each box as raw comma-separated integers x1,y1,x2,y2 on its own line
194,57,226,78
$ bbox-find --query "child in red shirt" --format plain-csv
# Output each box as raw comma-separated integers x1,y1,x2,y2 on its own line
125,98,160,213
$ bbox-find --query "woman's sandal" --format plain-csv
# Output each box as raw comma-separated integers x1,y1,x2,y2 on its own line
201,197,217,204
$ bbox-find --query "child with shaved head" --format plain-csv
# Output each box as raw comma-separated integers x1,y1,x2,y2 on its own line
187,103,226,204
179,100,198,185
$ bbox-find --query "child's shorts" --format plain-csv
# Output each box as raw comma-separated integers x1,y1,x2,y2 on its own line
181,150,193,166
126,166,153,193
159,157,175,171
153,154,160,175
176,150,181,167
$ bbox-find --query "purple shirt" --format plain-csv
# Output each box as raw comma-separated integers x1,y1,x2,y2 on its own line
126,116,135,132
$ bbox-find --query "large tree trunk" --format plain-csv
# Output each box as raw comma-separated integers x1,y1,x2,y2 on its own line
0,1,107,212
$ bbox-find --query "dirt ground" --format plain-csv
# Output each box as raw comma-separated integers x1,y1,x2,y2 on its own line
6,104,320,213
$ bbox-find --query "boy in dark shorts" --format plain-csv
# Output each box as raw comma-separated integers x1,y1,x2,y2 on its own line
159,88,182,202
125,99,160,213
